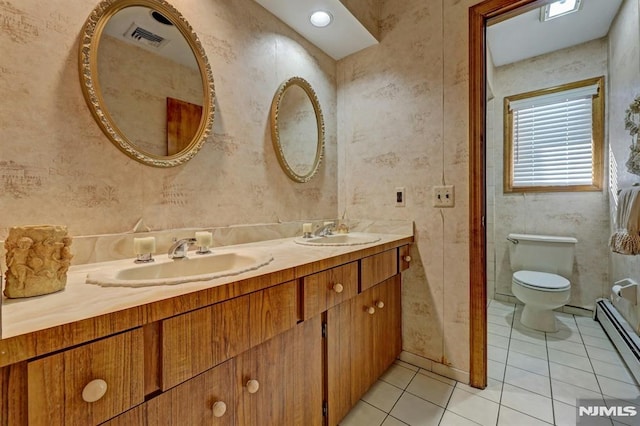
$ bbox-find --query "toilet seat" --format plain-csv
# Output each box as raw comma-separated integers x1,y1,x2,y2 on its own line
513,270,570,292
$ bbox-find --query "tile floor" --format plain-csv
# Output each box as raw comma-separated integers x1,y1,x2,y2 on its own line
339,300,640,426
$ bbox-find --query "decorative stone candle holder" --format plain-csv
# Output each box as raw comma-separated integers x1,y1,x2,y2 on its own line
4,225,73,298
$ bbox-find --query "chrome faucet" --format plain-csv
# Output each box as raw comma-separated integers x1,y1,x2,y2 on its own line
314,223,335,237
168,238,196,260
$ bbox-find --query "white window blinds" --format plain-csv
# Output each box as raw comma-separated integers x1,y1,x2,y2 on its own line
509,84,598,187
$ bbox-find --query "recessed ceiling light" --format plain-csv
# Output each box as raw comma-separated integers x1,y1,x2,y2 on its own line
541,0,582,22
309,10,333,28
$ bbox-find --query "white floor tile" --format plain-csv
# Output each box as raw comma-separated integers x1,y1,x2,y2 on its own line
546,336,588,357
510,327,546,345
381,363,417,390
575,315,599,328
500,383,554,423
339,400,387,426
455,378,503,403
488,312,511,327
508,338,548,360
555,312,578,330
507,351,549,377
550,379,605,407
504,365,551,398
488,359,506,381
585,345,625,366
487,332,510,349
598,376,640,403
447,388,500,426
439,410,482,426
578,324,609,339
394,360,419,372
548,348,593,372
488,322,511,338
389,392,445,426
552,399,577,426
497,405,552,426
582,334,615,350
381,416,408,426
550,362,600,392
417,369,456,386
591,359,639,386
406,371,454,408
488,345,508,364
546,327,582,343
488,300,516,312
361,380,404,413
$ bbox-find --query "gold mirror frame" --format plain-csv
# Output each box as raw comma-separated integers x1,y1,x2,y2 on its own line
79,0,215,167
270,77,325,183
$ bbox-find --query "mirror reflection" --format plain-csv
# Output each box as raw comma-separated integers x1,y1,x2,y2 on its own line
79,0,215,167
270,77,324,183
98,6,203,157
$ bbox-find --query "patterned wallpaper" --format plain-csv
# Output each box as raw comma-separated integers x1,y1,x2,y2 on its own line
487,39,610,311
338,0,476,373
609,0,640,287
0,0,337,238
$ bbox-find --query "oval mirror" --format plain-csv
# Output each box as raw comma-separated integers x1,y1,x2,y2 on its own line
270,77,325,183
79,0,215,167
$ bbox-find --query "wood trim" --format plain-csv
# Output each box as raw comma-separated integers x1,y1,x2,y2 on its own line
502,76,606,193
469,0,540,389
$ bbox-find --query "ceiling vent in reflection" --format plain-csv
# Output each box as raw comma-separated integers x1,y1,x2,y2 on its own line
123,22,169,48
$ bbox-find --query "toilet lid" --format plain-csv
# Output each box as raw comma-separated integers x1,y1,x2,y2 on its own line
513,270,570,292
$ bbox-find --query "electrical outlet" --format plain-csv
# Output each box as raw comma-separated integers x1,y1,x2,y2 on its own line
395,187,406,207
433,185,455,207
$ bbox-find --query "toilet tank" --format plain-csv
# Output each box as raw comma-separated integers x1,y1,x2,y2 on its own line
508,233,578,278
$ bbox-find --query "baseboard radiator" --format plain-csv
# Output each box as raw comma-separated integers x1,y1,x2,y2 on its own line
594,298,640,384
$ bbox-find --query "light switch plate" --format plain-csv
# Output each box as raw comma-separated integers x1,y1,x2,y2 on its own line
395,187,406,207
433,185,454,207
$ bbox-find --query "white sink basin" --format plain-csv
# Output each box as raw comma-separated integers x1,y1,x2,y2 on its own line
86,248,273,287
294,233,381,247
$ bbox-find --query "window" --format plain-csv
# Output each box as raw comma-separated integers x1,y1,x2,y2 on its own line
503,76,604,193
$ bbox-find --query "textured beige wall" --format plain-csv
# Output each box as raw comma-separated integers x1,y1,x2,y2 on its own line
0,0,337,238
609,0,640,285
487,39,610,310
338,0,476,372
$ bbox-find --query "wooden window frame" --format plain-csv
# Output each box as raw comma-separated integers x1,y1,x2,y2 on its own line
503,76,605,193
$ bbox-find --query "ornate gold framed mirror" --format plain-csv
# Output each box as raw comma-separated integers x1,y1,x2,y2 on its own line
270,77,325,183
79,0,215,167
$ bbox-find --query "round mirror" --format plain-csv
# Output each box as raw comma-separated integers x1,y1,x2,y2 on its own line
79,0,215,167
270,77,325,183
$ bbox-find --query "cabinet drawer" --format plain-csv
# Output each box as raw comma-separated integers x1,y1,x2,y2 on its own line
162,294,251,390
27,329,144,426
360,249,398,292
162,282,298,390
302,262,358,320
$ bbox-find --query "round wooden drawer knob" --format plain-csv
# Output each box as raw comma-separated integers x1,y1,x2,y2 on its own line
212,401,227,417
376,301,385,309
333,283,344,293
367,306,375,315
246,379,260,394
403,255,412,262
82,379,108,403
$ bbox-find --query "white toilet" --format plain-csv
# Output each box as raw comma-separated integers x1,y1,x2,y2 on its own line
508,233,578,332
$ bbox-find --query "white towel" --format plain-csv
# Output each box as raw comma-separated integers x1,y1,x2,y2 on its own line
610,187,640,254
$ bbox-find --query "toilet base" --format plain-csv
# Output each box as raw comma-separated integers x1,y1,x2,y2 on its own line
520,305,558,332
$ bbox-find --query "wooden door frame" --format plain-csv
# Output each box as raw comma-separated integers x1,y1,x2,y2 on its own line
468,0,553,388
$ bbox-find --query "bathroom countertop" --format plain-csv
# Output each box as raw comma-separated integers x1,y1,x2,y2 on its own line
0,232,413,366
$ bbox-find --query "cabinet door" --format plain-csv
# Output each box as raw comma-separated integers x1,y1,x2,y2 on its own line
27,329,144,426
302,262,358,320
327,275,402,426
236,317,322,426
371,275,402,380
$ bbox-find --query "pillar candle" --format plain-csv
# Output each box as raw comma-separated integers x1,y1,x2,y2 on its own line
195,231,213,247
134,237,156,255
303,223,312,233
